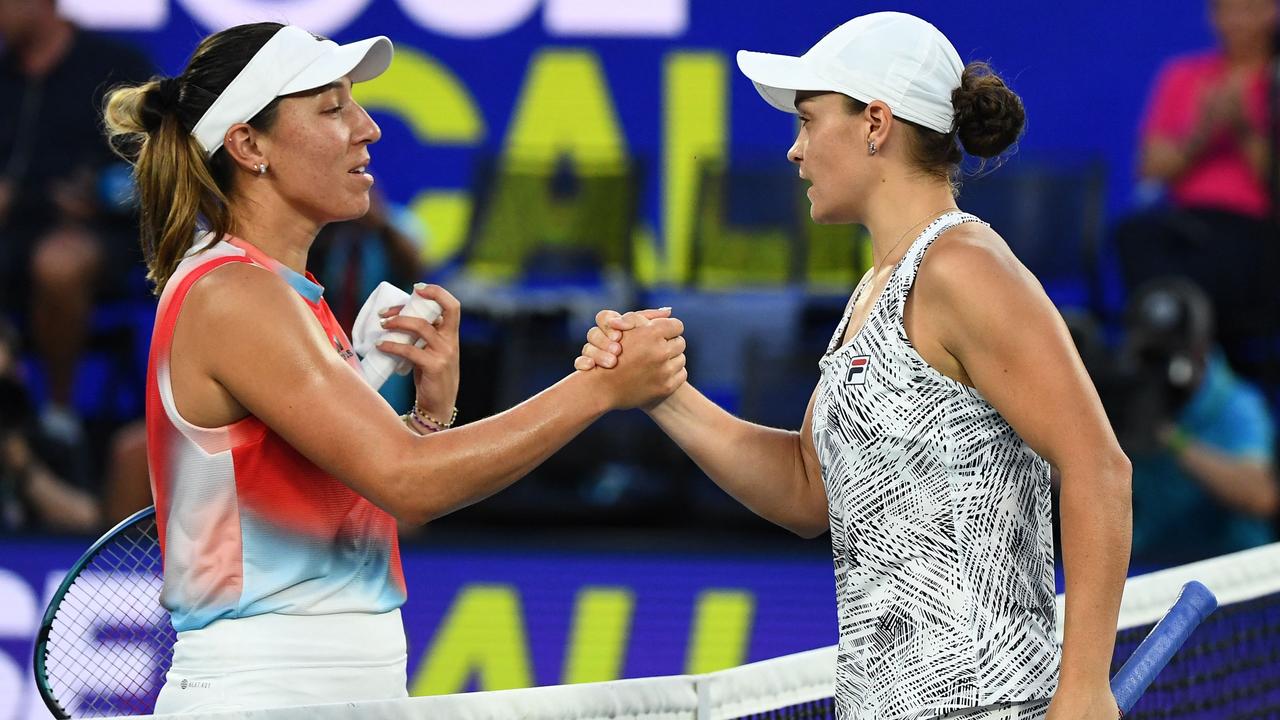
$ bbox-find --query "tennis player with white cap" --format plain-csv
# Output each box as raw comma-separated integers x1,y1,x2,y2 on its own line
579,12,1130,720
102,22,687,712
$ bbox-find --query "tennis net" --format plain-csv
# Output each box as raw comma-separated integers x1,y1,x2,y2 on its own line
85,541,1280,720
1102,542,1280,719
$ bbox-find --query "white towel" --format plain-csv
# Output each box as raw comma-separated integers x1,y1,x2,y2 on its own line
351,281,412,359
352,281,421,390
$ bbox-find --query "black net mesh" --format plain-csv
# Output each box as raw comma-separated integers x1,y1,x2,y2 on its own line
33,518,1280,720
730,697,836,719
1108,590,1280,719
723,589,1280,719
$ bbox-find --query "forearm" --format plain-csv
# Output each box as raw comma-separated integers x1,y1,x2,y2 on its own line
1238,128,1270,185
1139,137,1205,184
647,383,828,536
1174,439,1279,516
1056,453,1132,690
24,463,101,532
387,371,609,523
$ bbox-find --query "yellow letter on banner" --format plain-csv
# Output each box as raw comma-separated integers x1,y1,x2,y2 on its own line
562,587,635,684
409,585,533,695
353,45,485,146
407,190,474,267
663,51,728,285
685,589,755,674
352,45,486,266
503,48,629,167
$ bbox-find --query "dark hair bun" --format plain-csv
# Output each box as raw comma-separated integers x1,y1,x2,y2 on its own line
951,62,1025,159
139,76,183,133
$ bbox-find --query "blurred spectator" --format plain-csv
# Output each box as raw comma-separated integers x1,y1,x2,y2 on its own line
309,190,426,329
0,318,99,533
100,419,148,525
1112,279,1278,565
0,311,149,531
0,0,153,440
1115,0,1280,376
308,190,427,411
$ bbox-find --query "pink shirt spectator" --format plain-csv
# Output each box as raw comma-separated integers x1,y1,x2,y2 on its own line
1141,51,1270,219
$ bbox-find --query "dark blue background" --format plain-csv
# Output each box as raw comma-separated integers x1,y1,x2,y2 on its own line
104,0,1216,254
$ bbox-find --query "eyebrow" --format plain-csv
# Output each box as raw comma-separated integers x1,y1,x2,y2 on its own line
285,81,347,100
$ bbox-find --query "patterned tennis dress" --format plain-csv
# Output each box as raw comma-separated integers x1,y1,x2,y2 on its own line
812,211,1060,720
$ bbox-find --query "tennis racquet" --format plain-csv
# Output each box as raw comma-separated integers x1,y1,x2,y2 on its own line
1110,580,1218,715
32,506,173,719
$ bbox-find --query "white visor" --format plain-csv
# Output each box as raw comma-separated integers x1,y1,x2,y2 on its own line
191,25,393,156
736,12,964,135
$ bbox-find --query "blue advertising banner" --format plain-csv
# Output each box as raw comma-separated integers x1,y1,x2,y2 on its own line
0,535,835,718
60,0,1213,284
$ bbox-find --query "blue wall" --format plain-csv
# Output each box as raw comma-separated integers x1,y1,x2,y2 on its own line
86,0,1216,280
0,535,835,717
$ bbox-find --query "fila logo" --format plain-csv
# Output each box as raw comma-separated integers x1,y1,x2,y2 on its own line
845,355,871,386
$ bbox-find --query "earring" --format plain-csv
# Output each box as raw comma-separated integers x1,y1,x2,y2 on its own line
256,163,268,175
867,141,877,156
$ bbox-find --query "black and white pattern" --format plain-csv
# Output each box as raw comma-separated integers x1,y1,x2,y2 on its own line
812,212,1059,720
942,699,1052,719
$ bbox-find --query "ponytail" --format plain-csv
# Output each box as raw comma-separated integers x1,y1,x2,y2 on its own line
100,22,285,293
104,79,232,292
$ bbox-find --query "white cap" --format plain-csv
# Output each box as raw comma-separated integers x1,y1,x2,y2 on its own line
191,25,393,156
736,12,963,134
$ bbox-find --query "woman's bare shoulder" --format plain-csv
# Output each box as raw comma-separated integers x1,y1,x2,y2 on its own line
176,260,328,378
181,260,310,327
924,220,1023,279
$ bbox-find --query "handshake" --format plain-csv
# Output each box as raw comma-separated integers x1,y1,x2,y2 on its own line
572,308,688,412
354,284,687,419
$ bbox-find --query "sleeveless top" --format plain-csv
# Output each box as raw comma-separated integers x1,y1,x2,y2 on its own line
146,236,407,633
811,212,1059,720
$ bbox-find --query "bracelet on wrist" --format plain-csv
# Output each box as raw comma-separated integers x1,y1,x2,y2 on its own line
411,402,457,432
401,413,432,435
406,410,439,434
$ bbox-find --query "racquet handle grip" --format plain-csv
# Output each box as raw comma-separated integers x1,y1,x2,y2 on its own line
1110,580,1217,714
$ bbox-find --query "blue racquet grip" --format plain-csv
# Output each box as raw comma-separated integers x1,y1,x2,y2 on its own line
1110,580,1218,714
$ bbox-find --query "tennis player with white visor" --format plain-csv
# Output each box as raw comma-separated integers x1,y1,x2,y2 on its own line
578,12,1131,720
102,22,688,713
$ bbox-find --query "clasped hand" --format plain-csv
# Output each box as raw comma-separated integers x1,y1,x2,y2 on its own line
575,308,687,410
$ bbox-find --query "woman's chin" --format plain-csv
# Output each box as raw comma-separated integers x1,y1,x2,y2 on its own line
327,199,372,224
809,205,846,225
808,196,859,225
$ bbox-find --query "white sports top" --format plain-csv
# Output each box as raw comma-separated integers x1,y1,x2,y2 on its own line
811,211,1060,720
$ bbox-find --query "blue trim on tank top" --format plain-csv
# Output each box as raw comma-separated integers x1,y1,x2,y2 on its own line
280,266,324,304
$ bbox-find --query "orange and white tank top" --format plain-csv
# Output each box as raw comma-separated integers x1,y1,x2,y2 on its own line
145,235,406,632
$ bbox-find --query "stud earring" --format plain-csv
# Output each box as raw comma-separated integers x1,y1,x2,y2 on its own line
256,163,268,175
867,141,877,156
